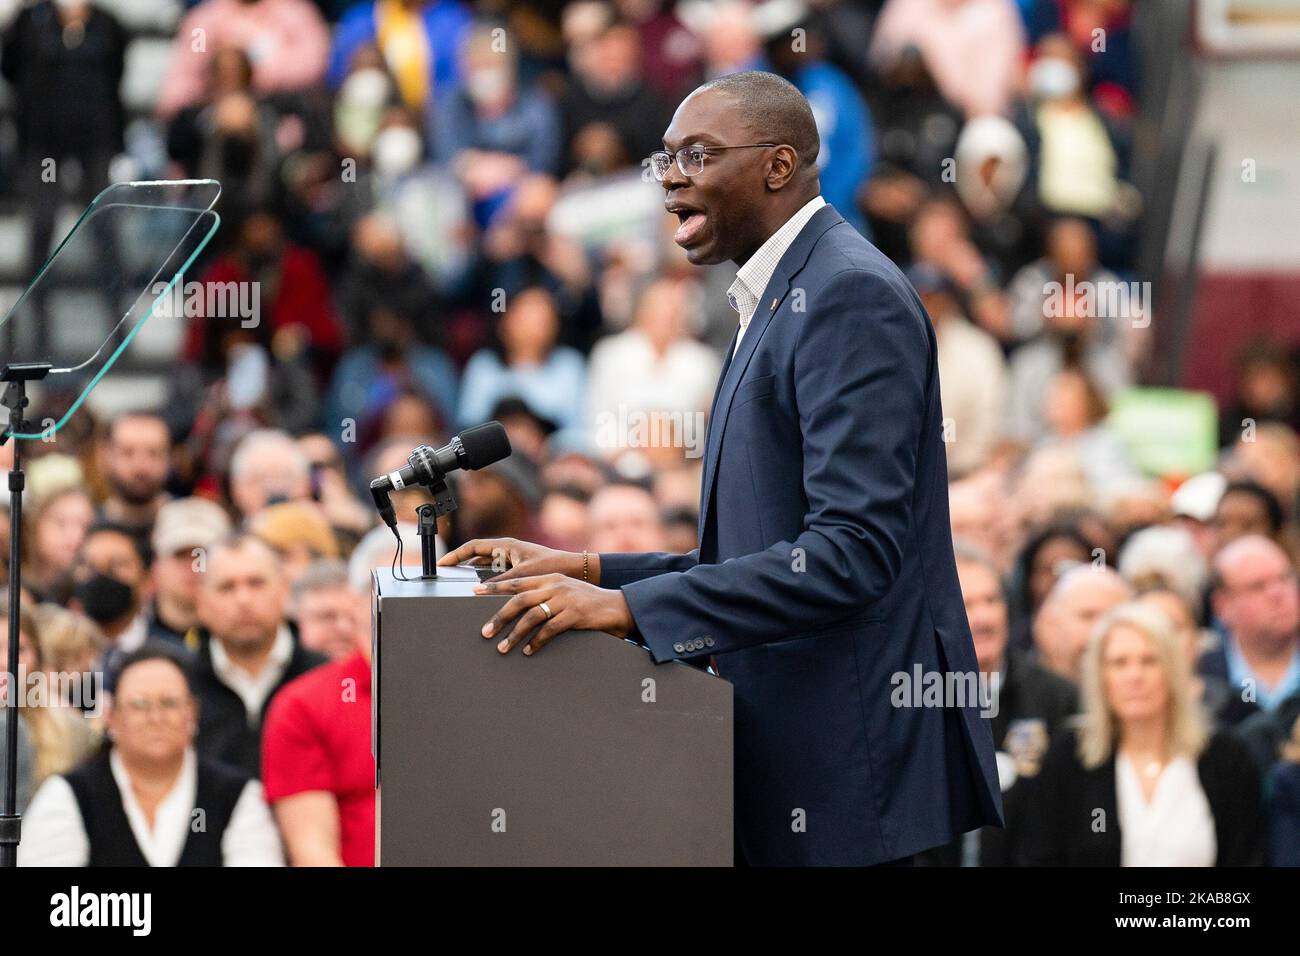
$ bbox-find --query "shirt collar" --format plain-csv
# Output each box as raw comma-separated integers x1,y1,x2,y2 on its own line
726,195,826,325
209,624,294,688
109,745,197,856
1223,631,1300,710
115,613,151,655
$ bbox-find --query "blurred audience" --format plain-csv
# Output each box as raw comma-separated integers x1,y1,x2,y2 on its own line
156,0,331,120
228,429,314,522
1032,564,1133,683
587,481,665,552
910,263,1007,477
1200,535,1300,728
922,542,1076,866
23,485,95,605
19,648,284,866
249,501,342,586
149,498,234,644
263,565,375,865
0,606,98,812
1016,603,1264,866
1,0,126,282
97,413,173,540
291,559,369,660
191,535,326,777
69,522,160,689
869,0,1026,119
458,286,587,444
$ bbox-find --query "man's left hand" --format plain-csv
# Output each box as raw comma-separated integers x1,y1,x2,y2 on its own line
475,573,635,655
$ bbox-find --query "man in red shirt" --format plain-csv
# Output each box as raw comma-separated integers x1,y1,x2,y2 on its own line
261,567,374,866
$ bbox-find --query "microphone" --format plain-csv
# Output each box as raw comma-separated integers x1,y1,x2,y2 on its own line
369,422,512,528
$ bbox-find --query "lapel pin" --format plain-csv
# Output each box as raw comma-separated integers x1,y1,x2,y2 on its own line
770,298,778,310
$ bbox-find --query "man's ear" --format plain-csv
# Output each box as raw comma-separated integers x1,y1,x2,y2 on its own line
765,144,799,191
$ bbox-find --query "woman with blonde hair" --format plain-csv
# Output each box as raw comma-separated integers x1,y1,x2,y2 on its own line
22,484,95,604
34,604,106,714
1015,601,1263,866
0,606,100,795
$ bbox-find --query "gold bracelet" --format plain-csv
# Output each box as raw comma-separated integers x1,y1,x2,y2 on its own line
583,550,590,582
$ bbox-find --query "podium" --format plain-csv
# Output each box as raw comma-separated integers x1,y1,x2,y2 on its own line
371,567,733,866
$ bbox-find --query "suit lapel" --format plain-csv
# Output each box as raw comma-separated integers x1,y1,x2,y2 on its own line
707,324,740,422
696,204,845,544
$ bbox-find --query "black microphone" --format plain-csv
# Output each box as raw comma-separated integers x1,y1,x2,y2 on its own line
369,422,512,528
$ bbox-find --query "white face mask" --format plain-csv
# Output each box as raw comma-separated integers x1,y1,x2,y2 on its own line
373,126,423,176
466,67,512,105
1028,57,1080,101
340,68,391,109
335,68,392,152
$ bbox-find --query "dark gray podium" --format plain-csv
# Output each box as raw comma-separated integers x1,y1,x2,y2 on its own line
371,567,733,866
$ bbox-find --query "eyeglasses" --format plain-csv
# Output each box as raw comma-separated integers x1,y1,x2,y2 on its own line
119,696,190,720
647,143,778,181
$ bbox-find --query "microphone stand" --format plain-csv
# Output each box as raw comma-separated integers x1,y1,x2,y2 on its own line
375,475,459,581
416,477,458,580
0,361,51,868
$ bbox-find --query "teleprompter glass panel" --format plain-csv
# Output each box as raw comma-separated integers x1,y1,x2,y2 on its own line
0,180,221,439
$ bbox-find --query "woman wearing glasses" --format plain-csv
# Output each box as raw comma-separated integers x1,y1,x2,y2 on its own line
18,647,283,866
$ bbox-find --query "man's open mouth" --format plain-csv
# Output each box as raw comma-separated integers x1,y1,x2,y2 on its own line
667,202,708,247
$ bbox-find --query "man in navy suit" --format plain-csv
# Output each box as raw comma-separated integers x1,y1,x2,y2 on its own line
441,71,1003,865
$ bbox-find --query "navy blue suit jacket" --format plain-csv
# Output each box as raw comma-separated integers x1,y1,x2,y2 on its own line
600,203,1004,865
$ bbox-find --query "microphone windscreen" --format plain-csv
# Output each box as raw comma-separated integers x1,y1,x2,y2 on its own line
459,421,512,470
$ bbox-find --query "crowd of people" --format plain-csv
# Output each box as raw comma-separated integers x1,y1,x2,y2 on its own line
1,0,1298,866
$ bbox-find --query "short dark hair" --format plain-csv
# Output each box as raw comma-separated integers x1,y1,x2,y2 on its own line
696,70,820,171
1217,480,1284,534
113,644,197,697
208,530,281,568
83,519,153,569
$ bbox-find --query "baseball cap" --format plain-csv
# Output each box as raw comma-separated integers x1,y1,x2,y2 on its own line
151,497,233,557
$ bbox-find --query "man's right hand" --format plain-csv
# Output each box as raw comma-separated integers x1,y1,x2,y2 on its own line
437,538,599,585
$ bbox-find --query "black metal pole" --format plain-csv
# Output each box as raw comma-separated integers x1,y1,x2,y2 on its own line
1,379,28,868
417,503,439,580
0,364,48,867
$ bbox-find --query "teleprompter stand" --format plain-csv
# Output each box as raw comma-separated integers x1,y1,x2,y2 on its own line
0,363,50,867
